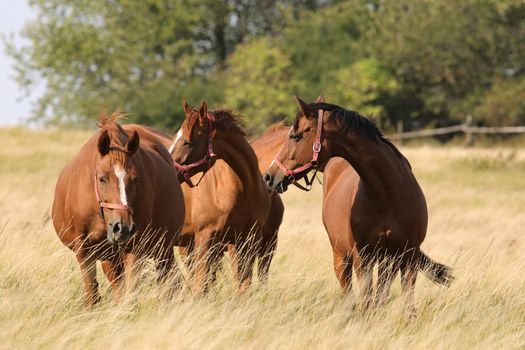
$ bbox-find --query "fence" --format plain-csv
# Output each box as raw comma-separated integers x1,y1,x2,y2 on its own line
386,115,525,145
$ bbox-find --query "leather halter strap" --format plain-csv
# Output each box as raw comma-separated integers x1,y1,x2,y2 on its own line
272,109,324,191
173,113,216,188
94,174,132,219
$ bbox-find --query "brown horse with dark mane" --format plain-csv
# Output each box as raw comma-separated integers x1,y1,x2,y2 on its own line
163,100,277,295
264,98,453,314
52,114,186,306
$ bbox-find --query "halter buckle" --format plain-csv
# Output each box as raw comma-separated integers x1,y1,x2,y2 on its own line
312,141,322,153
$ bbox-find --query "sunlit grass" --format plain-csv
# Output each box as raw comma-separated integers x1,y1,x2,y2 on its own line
0,127,524,349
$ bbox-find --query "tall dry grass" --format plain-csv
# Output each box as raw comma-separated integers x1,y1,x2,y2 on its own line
0,127,523,349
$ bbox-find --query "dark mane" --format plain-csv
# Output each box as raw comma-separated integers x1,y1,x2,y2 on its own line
185,108,246,136
209,109,246,135
296,103,411,169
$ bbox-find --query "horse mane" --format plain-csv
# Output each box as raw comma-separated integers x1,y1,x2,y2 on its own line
297,103,412,169
97,112,126,144
251,121,290,143
264,121,289,135
97,112,131,164
209,109,246,135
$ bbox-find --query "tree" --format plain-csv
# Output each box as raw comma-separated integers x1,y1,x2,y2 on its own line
367,0,525,127
281,1,373,102
325,58,399,128
224,37,296,132
6,0,334,128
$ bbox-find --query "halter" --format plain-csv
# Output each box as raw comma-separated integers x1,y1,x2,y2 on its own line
94,174,132,219
173,113,216,188
272,109,324,191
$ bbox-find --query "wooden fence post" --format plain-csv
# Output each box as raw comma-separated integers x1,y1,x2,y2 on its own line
397,120,404,146
465,115,473,147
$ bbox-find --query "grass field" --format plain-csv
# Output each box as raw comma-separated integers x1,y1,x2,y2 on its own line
0,127,524,349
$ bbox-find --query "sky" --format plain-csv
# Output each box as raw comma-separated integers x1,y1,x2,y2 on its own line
0,0,37,125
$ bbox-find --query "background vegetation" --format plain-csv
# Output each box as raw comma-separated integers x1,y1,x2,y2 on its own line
6,0,525,132
1,128,524,348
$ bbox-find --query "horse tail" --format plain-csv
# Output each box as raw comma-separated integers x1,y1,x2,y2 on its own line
418,251,454,286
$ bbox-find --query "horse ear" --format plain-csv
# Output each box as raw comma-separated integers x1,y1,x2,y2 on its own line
97,130,111,156
126,131,140,155
198,100,208,126
182,98,191,116
315,95,324,103
295,96,313,118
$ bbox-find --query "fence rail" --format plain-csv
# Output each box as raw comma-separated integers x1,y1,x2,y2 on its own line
387,115,525,144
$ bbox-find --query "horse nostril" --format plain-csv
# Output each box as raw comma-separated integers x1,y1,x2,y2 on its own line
113,222,121,234
263,173,273,186
129,222,137,235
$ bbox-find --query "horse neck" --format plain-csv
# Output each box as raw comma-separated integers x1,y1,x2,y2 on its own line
331,132,408,198
215,131,262,190
251,128,289,172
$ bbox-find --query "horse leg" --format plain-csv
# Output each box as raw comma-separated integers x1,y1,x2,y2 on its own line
207,244,224,287
230,239,258,293
193,230,214,297
76,249,100,307
375,257,397,307
354,250,374,310
400,252,419,318
122,251,137,296
333,250,353,296
156,248,182,298
258,195,283,284
179,235,195,275
100,258,124,303
257,229,278,284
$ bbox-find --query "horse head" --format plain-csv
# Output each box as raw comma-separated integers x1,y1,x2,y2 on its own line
95,114,140,244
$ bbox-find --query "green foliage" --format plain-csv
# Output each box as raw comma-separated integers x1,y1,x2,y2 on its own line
367,0,525,127
224,37,296,132
281,1,372,101
474,77,525,126
325,59,399,127
6,0,525,132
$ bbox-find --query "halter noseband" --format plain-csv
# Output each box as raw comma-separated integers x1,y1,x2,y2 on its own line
94,174,132,219
173,113,216,188
272,109,324,191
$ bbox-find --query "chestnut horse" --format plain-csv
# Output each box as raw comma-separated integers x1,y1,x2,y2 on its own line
165,101,276,295
265,98,453,314
52,114,186,306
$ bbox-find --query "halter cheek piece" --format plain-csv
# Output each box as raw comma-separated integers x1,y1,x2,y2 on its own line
94,173,132,220
272,109,324,191
173,113,216,188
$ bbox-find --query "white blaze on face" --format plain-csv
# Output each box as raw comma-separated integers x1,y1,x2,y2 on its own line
114,165,128,206
169,129,183,153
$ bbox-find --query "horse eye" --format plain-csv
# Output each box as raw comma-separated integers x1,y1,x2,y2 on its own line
183,140,192,147
99,176,107,184
290,134,302,142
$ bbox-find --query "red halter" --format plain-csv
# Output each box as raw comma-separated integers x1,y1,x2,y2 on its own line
94,174,132,219
272,109,324,191
173,113,216,188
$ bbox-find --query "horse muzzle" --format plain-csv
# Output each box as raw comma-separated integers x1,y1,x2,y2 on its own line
264,172,289,193
107,219,137,244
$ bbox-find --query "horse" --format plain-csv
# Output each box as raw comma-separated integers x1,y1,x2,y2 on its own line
264,97,453,314
52,113,186,306
164,100,275,295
